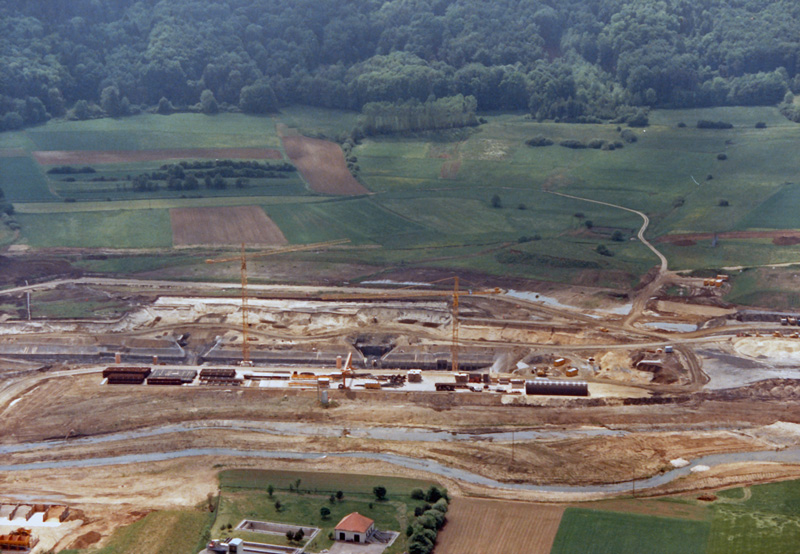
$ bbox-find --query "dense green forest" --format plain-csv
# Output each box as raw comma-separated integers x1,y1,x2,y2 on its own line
3,0,800,131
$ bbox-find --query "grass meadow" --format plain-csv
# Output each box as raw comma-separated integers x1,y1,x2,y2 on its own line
3,107,800,292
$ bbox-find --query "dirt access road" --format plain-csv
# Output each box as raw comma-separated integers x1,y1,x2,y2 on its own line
545,190,669,329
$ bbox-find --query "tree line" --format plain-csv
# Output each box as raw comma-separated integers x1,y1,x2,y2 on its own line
3,0,800,131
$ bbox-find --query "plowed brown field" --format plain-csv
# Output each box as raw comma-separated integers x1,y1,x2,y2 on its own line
170,206,287,246
32,148,281,165
435,497,564,554
281,135,369,195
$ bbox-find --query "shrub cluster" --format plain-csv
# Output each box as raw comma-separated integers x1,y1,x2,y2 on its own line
46,165,96,174
697,120,733,129
407,487,449,554
525,135,554,147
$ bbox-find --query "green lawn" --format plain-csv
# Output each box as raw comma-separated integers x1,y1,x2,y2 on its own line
216,469,438,554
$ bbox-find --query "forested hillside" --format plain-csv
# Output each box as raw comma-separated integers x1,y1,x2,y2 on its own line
3,0,800,130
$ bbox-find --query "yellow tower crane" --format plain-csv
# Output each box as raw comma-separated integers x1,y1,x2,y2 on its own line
322,277,502,372
206,239,349,365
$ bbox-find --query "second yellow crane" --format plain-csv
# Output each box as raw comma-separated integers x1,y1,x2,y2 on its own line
206,239,349,365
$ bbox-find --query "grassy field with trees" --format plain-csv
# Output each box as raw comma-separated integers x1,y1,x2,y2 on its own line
3,106,800,294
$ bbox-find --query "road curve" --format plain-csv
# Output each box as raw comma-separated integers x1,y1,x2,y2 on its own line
546,190,667,273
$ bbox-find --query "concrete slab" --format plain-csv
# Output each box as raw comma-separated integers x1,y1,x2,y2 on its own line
326,542,388,554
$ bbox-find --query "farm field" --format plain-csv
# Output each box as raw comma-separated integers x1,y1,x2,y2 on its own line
434,497,564,554
550,507,711,554
281,133,370,195
548,479,800,554
2,107,800,292
170,206,287,246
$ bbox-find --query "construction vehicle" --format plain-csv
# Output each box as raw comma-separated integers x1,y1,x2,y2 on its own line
205,239,348,365
322,277,502,372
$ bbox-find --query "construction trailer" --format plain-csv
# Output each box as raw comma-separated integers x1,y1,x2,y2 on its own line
103,366,151,385
199,367,243,386
146,368,196,385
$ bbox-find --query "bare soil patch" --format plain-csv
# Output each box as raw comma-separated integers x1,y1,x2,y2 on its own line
281,135,369,195
32,148,281,165
439,159,461,179
435,497,563,554
658,230,800,243
773,236,800,245
170,206,287,247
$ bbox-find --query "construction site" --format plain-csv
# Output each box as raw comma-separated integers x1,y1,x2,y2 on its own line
3,250,800,551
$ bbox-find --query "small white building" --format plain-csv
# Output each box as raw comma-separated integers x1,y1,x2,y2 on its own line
335,512,375,543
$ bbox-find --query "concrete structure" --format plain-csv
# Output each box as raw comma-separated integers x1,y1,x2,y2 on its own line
335,512,375,543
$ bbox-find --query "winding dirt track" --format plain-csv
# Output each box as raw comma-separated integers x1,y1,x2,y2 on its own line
545,190,668,329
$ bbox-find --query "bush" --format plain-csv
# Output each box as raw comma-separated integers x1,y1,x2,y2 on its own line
626,109,649,127
717,153,728,160
525,135,553,147
697,120,733,129
718,199,729,206
425,486,446,503
490,194,502,208
373,486,387,500
620,129,637,143
611,230,625,241
587,138,606,149
432,498,449,513
596,244,613,257
677,122,687,128
755,121,767,129
559,139,586,149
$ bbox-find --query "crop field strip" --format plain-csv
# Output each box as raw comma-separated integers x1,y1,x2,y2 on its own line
281,134,370,195
434,497,564,554
170,206,287,247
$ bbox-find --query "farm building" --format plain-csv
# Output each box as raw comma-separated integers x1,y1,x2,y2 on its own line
335,512,374,543
525,379,589,396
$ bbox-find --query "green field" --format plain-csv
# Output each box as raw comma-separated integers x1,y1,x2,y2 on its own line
551,507,710,554
17,210,173,248
3,107,800,289
551,479,800,554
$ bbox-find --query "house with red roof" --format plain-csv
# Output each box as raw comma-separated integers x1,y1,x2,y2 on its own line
334,512,375,543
